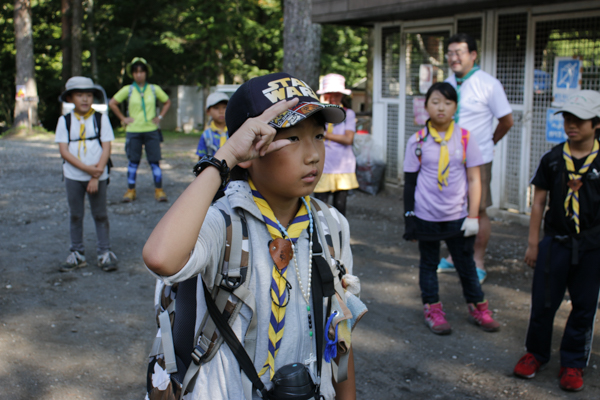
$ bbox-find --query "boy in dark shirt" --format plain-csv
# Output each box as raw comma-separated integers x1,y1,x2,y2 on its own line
513,91,600,392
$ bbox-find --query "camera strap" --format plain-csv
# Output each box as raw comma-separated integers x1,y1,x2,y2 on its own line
202,280,270,398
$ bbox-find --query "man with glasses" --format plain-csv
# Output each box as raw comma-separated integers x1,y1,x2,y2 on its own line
437,33,514,284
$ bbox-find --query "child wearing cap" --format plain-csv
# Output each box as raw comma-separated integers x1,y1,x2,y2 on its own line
143,72,364,399
56,76,118,272
313,73,358,216
513,90,600,392
196,92,229,159
109,57,171,203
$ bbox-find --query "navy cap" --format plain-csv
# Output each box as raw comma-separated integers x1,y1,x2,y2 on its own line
226,72,346,135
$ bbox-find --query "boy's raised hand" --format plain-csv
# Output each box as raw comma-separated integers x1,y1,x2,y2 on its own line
219,98,299,165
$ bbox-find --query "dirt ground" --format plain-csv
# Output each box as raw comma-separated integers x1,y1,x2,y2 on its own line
1,132,600,400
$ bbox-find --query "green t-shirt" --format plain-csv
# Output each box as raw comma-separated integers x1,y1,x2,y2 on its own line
113,84,169,132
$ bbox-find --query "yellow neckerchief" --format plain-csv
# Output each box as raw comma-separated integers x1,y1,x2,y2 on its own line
210,120,228,148
74,109,95,159
325,123,334,142
427,120,455,190
563,139,599,233
249,179,311,380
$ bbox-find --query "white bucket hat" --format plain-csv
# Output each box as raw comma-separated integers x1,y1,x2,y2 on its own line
206,92,230,110
554,90,600,120
59,76,103,102
317,73,351,95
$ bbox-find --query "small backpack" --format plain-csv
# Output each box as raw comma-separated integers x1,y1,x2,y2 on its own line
145,196,348,400
63,112,114,183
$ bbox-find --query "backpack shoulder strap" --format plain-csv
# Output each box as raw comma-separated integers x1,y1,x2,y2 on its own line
415,128,427,163
93,112,102,144
65,114,72,143
460,128,470,165
180,198,256,399
127,85,133,117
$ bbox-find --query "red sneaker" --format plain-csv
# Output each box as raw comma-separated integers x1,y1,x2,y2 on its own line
467,300,500,332
559,367,584,391
514,353,544,378
423,302,452,335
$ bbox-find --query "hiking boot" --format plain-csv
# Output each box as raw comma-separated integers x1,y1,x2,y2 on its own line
514,353,545,379
477,268,487,284
559,367,584,391
437,258,456,273
155,188,168,202
467,300,500,332
97,251,118,272
423,302,452,335
59,251,87,272
123,188,136,203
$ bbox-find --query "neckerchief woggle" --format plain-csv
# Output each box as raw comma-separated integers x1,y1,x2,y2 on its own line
249,179,311,380
427,120,455,190
74,108,95,159
132,82,148,122
454,64,480,123
563,140,599,234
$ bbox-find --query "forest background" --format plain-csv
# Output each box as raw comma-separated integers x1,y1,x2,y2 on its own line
1,0,369,130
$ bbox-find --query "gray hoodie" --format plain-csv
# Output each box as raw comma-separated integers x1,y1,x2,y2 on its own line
151,180,353,400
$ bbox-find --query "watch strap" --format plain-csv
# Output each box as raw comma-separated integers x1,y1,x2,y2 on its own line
193,156,230,190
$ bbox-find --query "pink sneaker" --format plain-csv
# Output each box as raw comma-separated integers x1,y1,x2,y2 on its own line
467,300,500,332
424,302,452,335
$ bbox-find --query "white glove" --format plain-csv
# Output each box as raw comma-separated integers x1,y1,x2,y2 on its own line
461,217,479,237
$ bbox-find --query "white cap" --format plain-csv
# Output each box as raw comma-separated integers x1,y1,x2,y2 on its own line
206,92,230,110
554,90,600,120
316,73,351,95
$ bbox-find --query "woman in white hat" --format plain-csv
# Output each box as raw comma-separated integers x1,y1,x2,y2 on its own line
313,73,359,215
109,57,171,203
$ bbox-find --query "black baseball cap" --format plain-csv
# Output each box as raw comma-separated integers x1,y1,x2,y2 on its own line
226,72,346,135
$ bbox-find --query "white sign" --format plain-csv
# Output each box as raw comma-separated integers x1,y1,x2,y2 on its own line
419,64,433,94
552,57,582,106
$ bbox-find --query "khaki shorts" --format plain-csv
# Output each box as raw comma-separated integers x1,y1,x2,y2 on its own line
479,162,493,211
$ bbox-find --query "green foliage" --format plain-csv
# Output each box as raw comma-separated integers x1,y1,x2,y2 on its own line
320,25,370,88
1,0,370,130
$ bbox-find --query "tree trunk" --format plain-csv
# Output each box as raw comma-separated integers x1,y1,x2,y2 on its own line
86,0,98,81
61,0,72,86
71,0,83,76
14,0,38,128
283,0,321,90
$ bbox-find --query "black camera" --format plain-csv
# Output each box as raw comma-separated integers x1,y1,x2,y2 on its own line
268,363,318,400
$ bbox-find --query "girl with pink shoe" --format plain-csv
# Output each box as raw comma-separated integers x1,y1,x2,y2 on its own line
402,82,500,335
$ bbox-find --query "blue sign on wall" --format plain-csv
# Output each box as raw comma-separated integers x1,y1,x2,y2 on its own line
546,108,566,143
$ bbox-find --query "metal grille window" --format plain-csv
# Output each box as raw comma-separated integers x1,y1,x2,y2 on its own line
530,16,600,182
497,13,528,105
456,17,483,58
386,103,400,181
382,27,401,98
496,13,528,209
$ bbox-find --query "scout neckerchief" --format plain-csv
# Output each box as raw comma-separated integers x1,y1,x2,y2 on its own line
210,120,228,148
249,179,311,380
325,123,334,142
132,82,149,122
73,108,95,159
427,120,455,190
454,64,480,123
563,139,599,234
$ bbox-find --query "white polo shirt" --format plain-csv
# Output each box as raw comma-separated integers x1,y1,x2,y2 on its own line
446,70,512,163
55,112,114,181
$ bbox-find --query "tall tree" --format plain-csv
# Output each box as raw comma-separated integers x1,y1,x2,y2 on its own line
13,0,38,128
61,0,71,85
71,0,82,75
86,0,98,80
282,0,321,89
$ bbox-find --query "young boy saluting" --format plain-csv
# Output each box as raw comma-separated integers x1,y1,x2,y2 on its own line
514,91,600,392
143,73,361,399
196,92,229,159
56,77,118,272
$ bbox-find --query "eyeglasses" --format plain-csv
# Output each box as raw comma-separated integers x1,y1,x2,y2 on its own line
445,50,467,59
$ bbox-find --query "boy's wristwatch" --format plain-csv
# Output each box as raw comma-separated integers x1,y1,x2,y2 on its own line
193,156,230,190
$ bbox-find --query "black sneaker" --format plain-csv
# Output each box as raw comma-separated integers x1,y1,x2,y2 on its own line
59,251,87,272
97,251,118,272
